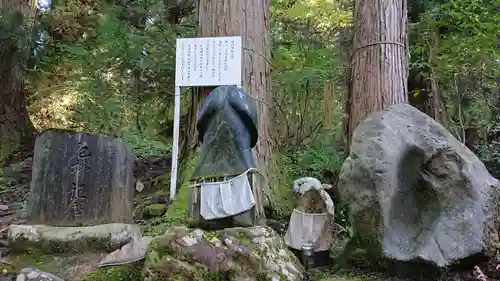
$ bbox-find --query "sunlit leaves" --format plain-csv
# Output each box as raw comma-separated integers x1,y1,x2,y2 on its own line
411,0,499,138
25,0,185,156
275,0,351,30
432,0,498,75
270,0,350,148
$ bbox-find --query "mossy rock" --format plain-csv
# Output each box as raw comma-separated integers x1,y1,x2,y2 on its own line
143,225,303,281
8,223,141,254
0,251,111,281
0,251,72,275
81,262,143,281
143,204,167,218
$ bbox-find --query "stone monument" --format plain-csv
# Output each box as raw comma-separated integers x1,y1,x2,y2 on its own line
188,85,266,229
8,129,140,253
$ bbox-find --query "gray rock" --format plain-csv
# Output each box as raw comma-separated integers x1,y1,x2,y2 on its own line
18,269,64,281
8,223,141,253
26,271,39,280
19,269,33,275
338,103,500,267
15,275,24,281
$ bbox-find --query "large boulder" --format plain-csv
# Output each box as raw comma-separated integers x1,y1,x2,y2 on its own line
144,226,303,281
338,104,500,267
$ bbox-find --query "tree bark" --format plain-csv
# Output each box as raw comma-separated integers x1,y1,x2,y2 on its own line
0,0,38,166
322,82,334,131
347,0,409,145
186,0,273,175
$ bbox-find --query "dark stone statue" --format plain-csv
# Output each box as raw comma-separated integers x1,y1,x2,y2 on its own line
193,85,259,178
188,85,265,229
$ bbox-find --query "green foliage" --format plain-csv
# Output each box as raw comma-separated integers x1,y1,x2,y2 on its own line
433,0,498,74
26,1,194,158
410,0,499,138
477,142,500,169
265,0,350,219
297,135,343,179
268,133,345,219
267,153,298,218
271,0,350,146
476,124,500,179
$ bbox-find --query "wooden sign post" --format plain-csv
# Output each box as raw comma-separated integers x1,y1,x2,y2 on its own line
171,36,243,200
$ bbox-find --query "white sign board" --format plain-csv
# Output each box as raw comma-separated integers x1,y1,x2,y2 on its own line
170,36,243,201
175,36,242,87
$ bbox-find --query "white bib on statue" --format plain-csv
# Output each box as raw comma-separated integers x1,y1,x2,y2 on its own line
284,209,334,252
200,170,256,220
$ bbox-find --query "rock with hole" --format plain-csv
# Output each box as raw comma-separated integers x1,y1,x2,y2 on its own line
337,103,500,268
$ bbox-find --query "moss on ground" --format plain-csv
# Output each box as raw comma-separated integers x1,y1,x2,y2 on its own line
0,251,71,275
143,155,198,236
142,184,190,236
143,204,167,217
310,268,386,281
0,249,147,281
81,262,143,281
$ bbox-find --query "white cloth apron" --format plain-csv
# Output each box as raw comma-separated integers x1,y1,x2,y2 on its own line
284,209,334,252
200,170,256,220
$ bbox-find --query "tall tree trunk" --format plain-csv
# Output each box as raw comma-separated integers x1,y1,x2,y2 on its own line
0,1,38,166
183,0,273,175
347,0,409,145
322,81,334,131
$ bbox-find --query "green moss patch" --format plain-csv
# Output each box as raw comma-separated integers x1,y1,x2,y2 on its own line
81,262,143,281
143,204,167,218
0,251,107,280
143,155,198,237
9,235,129,255
310,268,386,281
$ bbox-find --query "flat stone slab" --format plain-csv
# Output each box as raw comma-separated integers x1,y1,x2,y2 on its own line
8,223,141,254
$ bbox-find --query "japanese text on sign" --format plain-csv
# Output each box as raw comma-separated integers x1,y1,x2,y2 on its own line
67,141,90,219
175,36,242,87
